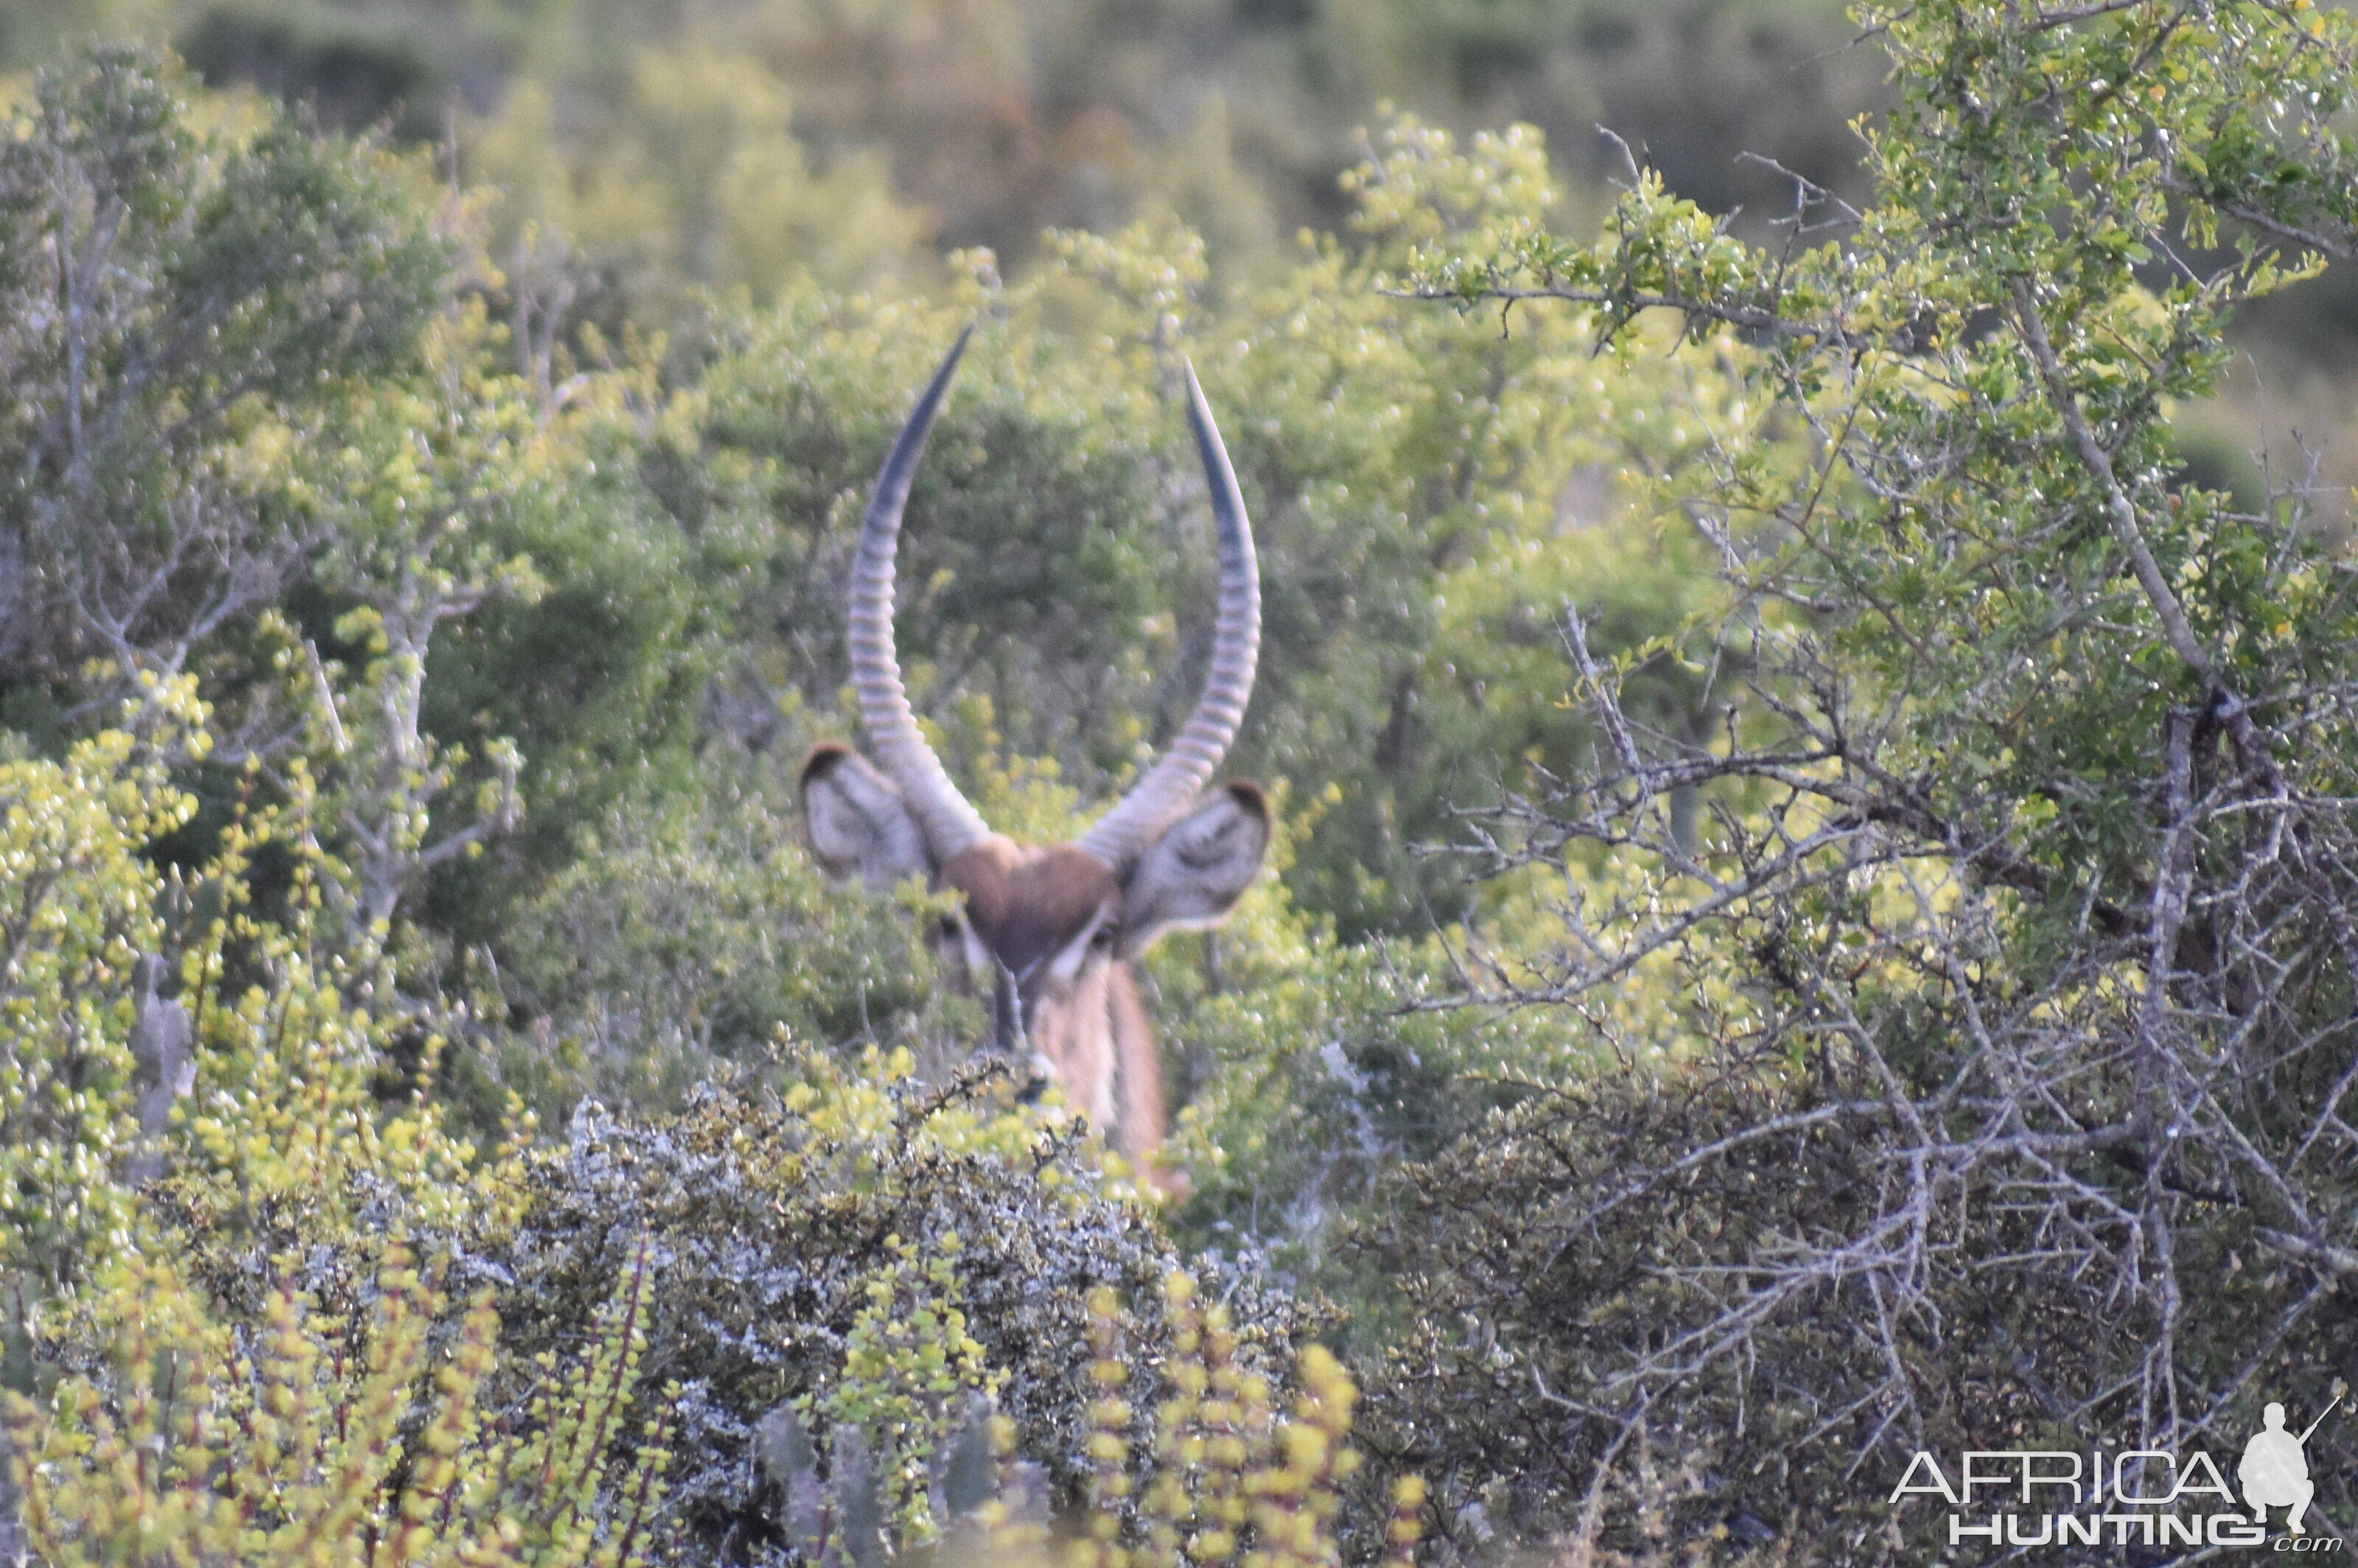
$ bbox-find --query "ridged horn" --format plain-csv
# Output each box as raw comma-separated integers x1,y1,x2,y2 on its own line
1075,362,1260,869
849,327,993,862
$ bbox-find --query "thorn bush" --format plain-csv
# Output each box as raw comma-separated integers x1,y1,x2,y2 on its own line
468,1057,1337,1565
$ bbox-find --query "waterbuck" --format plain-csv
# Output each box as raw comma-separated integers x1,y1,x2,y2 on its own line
799,331,1269,1176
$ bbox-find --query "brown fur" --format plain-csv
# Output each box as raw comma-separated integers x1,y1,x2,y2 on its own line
800,740,855,777
800,758,1264,1192
941,840,1119,975
936,837,1180,1180
1028,955,1119,1130
1108,965,1165,1171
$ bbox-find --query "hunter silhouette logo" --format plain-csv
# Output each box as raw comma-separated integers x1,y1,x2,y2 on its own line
1889,1382,2347,1551
2242,1398,2338,1535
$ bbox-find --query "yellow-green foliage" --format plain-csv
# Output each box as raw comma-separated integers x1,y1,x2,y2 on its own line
0,692,1407,1568
814,1233,1004,1544
763,1265,1421,1568
2,1240,670,1568
0,692,197,1282
1074,1275,1420,1568
0,683,679,1567
1,677,491,1288
468,43,929,312
458,1060,1335,1564
501,786,964,1119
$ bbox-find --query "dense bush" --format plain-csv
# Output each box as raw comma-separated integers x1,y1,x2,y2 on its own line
0,46,442,722
5,1245,674,1568
495,774,959,1114
1343,0,2358,1555
481,1065,1334,1562
0,691,1377,1568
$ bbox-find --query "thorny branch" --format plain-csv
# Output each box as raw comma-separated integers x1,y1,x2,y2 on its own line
1382,293,2358,1544
1408,559,2358,1513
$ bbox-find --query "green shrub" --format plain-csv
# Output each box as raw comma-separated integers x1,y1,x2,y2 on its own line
495,770,961,1120
0,707,196,1288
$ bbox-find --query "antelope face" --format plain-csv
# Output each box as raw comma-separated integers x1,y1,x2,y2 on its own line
797,330,1270,1172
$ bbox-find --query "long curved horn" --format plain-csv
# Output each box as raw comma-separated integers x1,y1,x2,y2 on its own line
1076,362,1260,869
849,328,993,862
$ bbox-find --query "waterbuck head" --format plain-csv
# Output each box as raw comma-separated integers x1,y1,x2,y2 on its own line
798,330,1270,1172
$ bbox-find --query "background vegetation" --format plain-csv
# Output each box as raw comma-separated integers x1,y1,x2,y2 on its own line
3,0,2357,1561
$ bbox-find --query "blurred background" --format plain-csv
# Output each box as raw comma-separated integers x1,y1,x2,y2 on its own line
10,0,2352,509
5,0,1893,268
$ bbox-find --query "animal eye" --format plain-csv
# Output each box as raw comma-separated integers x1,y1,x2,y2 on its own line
1089,924,1116,949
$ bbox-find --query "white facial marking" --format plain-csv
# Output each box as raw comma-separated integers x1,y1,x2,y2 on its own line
958,916,993,980
1047,903,1119,984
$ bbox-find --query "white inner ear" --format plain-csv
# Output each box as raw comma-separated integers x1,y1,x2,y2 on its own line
1118,790,1271,958
803,750,932,891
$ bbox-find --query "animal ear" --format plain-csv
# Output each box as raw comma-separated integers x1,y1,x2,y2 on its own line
1117,781,1271,958
800,743,934,890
